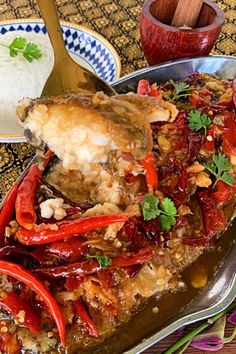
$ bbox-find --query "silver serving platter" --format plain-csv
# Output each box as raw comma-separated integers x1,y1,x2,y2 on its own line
111,55,236,354
0,55,236,354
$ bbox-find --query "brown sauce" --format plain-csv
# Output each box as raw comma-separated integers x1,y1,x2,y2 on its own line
79,219,236,354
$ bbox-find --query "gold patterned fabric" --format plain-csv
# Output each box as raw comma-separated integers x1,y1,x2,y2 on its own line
0,0,235,200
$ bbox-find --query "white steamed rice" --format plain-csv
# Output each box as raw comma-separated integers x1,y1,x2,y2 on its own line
0,31,54,135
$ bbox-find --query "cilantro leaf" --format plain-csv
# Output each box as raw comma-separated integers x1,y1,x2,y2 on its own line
188,110,212,134
9,37,27,55
204,153,234,188
160,215,176,231
140,195,177,231
0,36,41,62
23,42,42,62
213,153,231,171
87,255,111,269
141,194,160,221
160,197,177,216
169,79,192,101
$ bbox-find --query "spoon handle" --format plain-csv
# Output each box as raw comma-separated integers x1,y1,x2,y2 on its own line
37,0,70,63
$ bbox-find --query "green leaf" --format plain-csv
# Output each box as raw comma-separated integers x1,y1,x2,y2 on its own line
204,153,234,188
188,110,212,133
23,42,42,62
140,195,160,221
141,195,177,231
160,215,176,231
213,153,231,171
221,172,234,185
170,79,192,101
0,36,41,62
160,197,177,216
87,255,111,269
171,80,190,95
9,37,27,51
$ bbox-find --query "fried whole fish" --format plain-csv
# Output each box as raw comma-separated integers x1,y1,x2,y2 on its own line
17,92,178,170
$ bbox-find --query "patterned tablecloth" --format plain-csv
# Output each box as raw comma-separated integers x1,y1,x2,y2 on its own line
0,0,235,353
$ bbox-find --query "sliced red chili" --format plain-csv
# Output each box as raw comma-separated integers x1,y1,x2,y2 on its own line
16,214,128,245
159,159,188,207
0,292,41,334
65,276,85,291
0,261,66,347
189,92,209,107
222,112,236,156
73,300,99,337
212,180,236,203
204,126,215,152
0,182,18,240
196,190,225,238
140,152,158,192
137,79,151,95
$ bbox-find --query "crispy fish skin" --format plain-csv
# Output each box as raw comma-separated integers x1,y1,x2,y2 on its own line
17,92,152,163
17,92,177,169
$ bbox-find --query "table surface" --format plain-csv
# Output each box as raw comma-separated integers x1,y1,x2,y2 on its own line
0,0,235,353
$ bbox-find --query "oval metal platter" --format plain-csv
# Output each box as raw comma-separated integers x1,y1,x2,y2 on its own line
0,55,235,354
113,55,236,354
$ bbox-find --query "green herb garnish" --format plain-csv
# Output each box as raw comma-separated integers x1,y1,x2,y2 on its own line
141,195,177,231
87,255,111,269
140,194,160,221
188,110,212,134
0,36,42,62
167,79,192,101
204,153,234,189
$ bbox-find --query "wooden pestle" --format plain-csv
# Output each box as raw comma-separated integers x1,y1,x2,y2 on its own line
171,0,203,28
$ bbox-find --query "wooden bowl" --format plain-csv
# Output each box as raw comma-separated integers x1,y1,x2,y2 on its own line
140,0,225,65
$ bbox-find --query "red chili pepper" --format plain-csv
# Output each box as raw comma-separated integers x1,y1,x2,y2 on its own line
222,112,236,156
212,180,236,203
189,92,209,107
33,237,87,263
204,126,215,151
159,159,188,207
15,164,42,230
0,261,65,347
196,190,225,238
73,300,99,337
16,214,128,245
0,182,18,240
183,236,210,247
65,276,85,291
137,79,151,95
150,84,161,97
15,151,52,231
35,248,154,278
0,292,41,334
140,152,158,192
35,259,100,278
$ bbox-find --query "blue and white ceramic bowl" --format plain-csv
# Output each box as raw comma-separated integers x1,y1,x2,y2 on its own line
0,19,121,142
0,19,121,83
